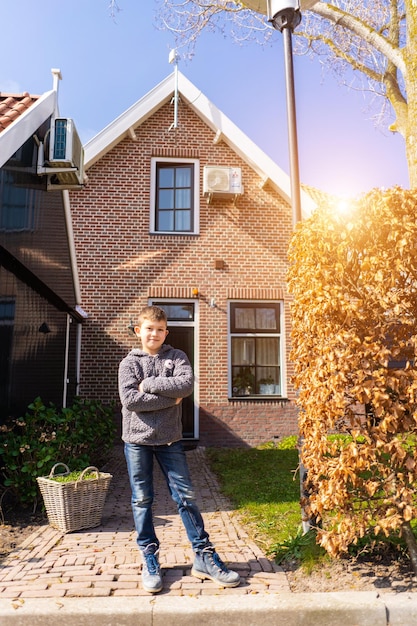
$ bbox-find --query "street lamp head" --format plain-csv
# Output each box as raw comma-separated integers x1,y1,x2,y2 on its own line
266,0,302,31
243,1,317,13
267,0,300,11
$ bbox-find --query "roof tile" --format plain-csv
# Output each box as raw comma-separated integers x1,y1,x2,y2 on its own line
0,92,39,132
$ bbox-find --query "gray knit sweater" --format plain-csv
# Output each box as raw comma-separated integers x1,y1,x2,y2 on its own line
118,344,194,445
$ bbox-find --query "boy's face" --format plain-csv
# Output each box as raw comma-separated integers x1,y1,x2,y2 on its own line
135,318,168,355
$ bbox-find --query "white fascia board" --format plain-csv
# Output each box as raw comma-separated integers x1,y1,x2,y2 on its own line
84,74,175,169
178,72,316,218
0,90,56,169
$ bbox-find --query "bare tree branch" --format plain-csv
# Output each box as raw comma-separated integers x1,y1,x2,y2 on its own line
158,1,417,184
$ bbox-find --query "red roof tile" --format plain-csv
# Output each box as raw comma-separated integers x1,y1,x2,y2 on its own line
0,92,40,132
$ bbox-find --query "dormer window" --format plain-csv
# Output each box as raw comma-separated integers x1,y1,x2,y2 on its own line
150,157,200,235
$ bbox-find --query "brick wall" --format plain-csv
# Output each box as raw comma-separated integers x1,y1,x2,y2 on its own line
70,97,299,446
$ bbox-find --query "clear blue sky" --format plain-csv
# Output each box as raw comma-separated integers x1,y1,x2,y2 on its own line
1,0,409,196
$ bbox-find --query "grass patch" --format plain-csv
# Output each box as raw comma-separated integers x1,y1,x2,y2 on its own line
206,438,306,558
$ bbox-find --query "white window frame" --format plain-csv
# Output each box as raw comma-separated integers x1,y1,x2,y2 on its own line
150,157,200,235
228,300,287,399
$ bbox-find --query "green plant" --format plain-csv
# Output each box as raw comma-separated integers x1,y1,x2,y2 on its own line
50,470,100,483
270,528,326,567
0,396,116,508
276,435,298,450
258,377,274,385
257,377,275,395
232,367,255,394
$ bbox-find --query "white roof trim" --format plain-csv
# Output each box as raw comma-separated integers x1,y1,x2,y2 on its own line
84,74,174,169
0,89,56,169
84,71,316,217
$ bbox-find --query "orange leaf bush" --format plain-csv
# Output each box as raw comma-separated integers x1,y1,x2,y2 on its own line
288,187,417,556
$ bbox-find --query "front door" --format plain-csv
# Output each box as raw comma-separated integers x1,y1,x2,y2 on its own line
165,325,195,438
150,301,197,439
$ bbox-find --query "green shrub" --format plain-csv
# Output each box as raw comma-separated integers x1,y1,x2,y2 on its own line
257,436,298,450
0,397,116,508
276,435,298,450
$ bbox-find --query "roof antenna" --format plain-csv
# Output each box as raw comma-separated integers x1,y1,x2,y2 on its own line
169,49,180,130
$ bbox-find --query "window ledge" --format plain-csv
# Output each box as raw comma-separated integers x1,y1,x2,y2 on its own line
149,231,199,236
228,396,290,403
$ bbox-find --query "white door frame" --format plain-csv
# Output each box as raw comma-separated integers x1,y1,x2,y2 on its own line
149,298,199,439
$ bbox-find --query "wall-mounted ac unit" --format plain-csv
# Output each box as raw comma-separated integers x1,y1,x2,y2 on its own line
47,118,84,188
203,166,242,195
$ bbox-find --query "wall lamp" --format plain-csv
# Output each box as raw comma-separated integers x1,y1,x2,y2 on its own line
192,287,199,298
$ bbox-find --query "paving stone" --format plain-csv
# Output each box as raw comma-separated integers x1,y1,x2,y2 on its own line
0,446,290,599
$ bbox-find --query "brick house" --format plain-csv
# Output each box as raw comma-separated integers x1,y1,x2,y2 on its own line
70,71,315,447
0,70,85,420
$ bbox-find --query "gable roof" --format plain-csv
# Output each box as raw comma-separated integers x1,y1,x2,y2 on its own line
0,90,57,169
0,70,63,170
84,71,316,217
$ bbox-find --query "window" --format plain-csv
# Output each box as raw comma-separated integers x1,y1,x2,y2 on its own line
0,171,39,231
153,302,195,321
0,299,15,412
150,158,199,234
229,302,284,398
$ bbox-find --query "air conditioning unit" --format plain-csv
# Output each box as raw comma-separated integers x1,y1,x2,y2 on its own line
47,118,84,188
203,166,242,195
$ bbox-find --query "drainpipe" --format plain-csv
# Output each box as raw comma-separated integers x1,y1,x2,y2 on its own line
62,190,87,402
62,314,71,408
75,322,82,396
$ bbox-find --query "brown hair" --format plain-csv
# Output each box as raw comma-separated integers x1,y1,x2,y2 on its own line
137,305,167,328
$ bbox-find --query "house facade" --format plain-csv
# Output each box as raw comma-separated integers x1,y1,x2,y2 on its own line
70,72,315,447
0,70,84,421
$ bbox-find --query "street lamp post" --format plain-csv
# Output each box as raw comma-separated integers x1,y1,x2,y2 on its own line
244,0,318,223
245,0,313,532
266,0,302,225
266,0,311,533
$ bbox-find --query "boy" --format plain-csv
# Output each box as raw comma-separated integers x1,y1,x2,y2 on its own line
118,305,240,593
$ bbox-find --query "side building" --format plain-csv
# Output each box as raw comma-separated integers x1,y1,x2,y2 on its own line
0,70,85,421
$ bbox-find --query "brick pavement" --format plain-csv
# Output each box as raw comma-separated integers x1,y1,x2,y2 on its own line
0,445,290,599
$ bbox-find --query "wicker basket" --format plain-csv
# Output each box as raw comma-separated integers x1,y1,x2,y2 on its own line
37,463,112,533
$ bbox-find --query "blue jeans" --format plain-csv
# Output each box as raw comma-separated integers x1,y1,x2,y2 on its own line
124,440,211,552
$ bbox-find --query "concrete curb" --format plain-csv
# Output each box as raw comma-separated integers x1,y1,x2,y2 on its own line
1,592,417,626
